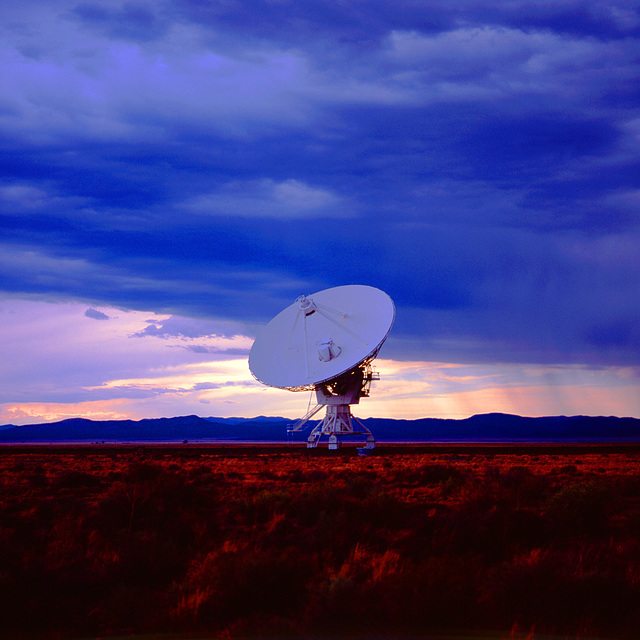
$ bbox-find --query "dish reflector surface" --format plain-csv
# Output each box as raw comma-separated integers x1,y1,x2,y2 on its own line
249,285,395,389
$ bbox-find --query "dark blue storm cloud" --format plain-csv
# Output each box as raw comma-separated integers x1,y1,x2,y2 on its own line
2,0,640,369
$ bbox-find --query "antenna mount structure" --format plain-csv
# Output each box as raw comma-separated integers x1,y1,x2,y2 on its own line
249,285,395,449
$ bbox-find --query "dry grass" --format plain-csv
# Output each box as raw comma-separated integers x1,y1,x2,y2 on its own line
1,443,639,639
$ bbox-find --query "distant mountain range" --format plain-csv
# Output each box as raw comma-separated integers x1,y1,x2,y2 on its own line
1,413,640,442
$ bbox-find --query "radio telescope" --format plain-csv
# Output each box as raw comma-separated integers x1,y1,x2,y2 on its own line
249,285,395,449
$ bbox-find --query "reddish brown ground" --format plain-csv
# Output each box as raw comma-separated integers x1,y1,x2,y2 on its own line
1,443,639,639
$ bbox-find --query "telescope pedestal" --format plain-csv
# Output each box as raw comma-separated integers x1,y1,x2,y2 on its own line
306,403,375,449
288,365,376,449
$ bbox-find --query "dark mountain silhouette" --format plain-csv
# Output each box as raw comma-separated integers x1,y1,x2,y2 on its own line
1,412,640,442
359,413,640,441
0,415,291,442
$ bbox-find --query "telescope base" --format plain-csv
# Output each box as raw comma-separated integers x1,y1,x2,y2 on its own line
306,404,375,449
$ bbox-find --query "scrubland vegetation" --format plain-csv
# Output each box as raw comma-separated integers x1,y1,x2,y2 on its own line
1,443,639,639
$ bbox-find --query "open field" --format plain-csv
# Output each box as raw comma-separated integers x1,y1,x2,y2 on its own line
1,443,640,639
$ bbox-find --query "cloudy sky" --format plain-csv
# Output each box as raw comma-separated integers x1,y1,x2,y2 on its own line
2,0,640,425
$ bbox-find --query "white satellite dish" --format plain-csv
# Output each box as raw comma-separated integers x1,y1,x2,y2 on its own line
249,285,395,449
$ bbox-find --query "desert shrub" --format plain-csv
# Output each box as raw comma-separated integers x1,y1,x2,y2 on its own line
302,545,403,635
546,479,613,537
88,582,162,633
559,463,579,475
483,549,567,632
280,482,404,555
356,489,403,532
286,482,350,525
27,467,48,488
0,569,21,629
9,459,29,472
441,472,467,497
436,503,548,562
43,516,90,572
432,467,552,561
239,488,292,525
461,466,550,511
174,544,315,633
0,525,36,633
94,480,163,533
258,468,280,480
389,461,466,498
482,545,640,637
623,506,640,540
617,474,640,498
285,468,308,482
54,469,102,489
190,470,226,489
343,473,376,498
309,507,356,554
416,462,464,485
187,462,225,483
307,468,328,482
83,462,219,597
92,461,209,534
388,554,483,634
123,460,165,482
